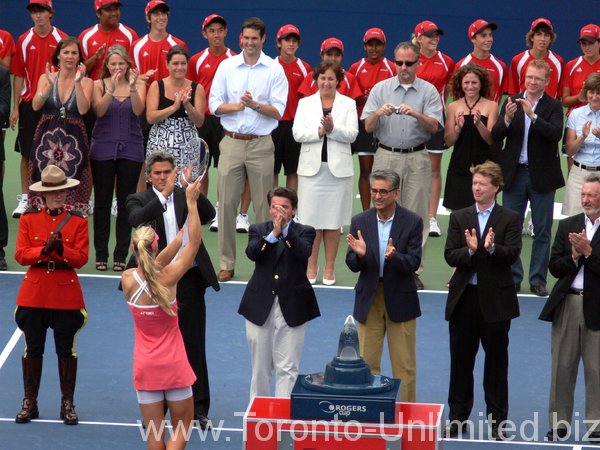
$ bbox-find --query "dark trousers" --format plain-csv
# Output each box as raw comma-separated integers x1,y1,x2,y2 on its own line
15,306,87,358
0,133,7,257
91,158,142,262
448,285,511,424
176,267,210,416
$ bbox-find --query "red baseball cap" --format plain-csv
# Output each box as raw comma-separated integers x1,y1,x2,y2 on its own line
26,0,54,13
414,21,444,38
363,28,386,44
578,24,599,43
320,37,344,55
530,18,553,31
468,19,498,40
95,0,122,12
277,24,301,40
144,0,169,16
202,14,226,30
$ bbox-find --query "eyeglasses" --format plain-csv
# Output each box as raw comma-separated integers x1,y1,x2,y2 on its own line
370,188,397,196
395,60,419,67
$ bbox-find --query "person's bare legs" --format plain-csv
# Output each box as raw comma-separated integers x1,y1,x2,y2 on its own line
166,397,194,450
358,155,374,211
137,165,147,192
308,230,322,280
323,229,341,281
285,173,298,192
139,401,167,450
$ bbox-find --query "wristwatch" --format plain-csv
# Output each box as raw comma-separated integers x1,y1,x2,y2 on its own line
254,103,262,112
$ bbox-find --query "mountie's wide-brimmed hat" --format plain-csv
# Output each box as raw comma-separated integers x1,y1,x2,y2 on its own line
29,165,80,192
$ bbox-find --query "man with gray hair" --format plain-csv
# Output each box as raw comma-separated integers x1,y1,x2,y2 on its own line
346,169,423,402
362,41,443,290
540,172,600,442
126,151,219,429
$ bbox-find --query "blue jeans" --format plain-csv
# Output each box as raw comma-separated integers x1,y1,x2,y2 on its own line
502,167,555,286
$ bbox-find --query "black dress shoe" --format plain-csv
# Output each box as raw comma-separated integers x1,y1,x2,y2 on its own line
444,421,468,438
530,284,549,297
195,414,211,430
413,273,424,290
0,257,7,271
490,425,507,440
545,428,568,441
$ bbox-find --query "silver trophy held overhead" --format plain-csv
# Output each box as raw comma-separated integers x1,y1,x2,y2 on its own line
180,133,210,184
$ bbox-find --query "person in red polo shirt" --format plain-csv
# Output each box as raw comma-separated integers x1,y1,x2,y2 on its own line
298,37,363,101
9,0,67,219
273,24,311,192
78,0,139,81
456,19,507,103
0,29,15,68
413,20,455,237
130,0,187,87
348,28,396,211
508,18,564,99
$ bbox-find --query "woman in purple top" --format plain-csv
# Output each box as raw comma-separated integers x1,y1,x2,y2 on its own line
91,45,145,271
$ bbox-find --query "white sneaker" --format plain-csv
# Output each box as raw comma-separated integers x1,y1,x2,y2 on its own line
111,198,118,217
12,195,28,218
429,217,442,237
209,202,218,231
236,213,250,233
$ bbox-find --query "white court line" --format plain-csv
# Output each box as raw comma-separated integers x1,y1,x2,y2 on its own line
0,328,23,370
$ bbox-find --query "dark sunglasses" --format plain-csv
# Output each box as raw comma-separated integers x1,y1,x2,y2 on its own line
395,60,419,67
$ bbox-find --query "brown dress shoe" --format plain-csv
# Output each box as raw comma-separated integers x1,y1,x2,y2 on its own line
218,269,234,282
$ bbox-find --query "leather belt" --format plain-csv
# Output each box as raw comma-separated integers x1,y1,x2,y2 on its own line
573,160,600,171
32,261,73,271
379,143,425,153
224,130,262,140
517,163,529,169
568,287,584,296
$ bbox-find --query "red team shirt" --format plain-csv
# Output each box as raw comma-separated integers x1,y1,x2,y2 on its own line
0,29,16,60
508,50,564,98
456,53,507,102
563,56,600,114
277,56,312,120
78,23,139,80
130,33,187,86
417,51,455,111
187,48,236,114
10,27,67,102
298,69,363,100
348,57,396,116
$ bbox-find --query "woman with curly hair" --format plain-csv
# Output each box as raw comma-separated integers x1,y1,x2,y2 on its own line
443,63,499,211
121,176,202,450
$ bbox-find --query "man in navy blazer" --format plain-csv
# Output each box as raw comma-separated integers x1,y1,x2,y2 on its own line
126,151,219,428
346,169,422,402
238,187,319,399
444,161,521,440
491,59,564,297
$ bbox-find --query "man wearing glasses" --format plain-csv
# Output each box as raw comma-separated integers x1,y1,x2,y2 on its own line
346,169,423,402
362,41,443,290
491,59,564,297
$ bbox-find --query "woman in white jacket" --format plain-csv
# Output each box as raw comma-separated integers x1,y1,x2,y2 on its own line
293,61,358,285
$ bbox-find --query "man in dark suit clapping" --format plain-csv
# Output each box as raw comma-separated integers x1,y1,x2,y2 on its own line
346,169,423,403
444,161,522,440
238,187,320,399
491,59,564,297
126,151,219,429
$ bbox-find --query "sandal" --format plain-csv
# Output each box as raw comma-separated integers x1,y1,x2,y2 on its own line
95,261,108,271
113,262,126,272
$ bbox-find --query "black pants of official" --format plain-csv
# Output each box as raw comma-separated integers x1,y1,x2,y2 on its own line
448,285,511,425
176,267,210,417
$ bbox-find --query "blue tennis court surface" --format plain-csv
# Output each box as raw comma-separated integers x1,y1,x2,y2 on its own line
0,273,597,449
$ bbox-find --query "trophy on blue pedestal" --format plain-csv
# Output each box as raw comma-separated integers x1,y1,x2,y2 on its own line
291,316,400,423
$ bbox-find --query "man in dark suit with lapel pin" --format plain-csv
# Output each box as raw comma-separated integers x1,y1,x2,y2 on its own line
444,161,521,440
491,59,564,297
126,151,219,429
540,173,600,443
346,169,423,403
238,186,319,399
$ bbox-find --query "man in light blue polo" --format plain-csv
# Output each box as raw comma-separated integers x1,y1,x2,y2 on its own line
362,41,443,289
209,16,288,282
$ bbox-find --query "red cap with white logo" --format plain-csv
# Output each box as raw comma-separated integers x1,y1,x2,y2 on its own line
468,19,498,40
202,14,226,30
27,0,54,13
363,28,386,43
277,24,301,40
95,0,122,12
530,18,553,31
578,24,600,43
144,0,169,17
320,37,344,55
414,21,444,38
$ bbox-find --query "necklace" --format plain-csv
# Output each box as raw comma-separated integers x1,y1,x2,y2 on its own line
464,96,481,114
